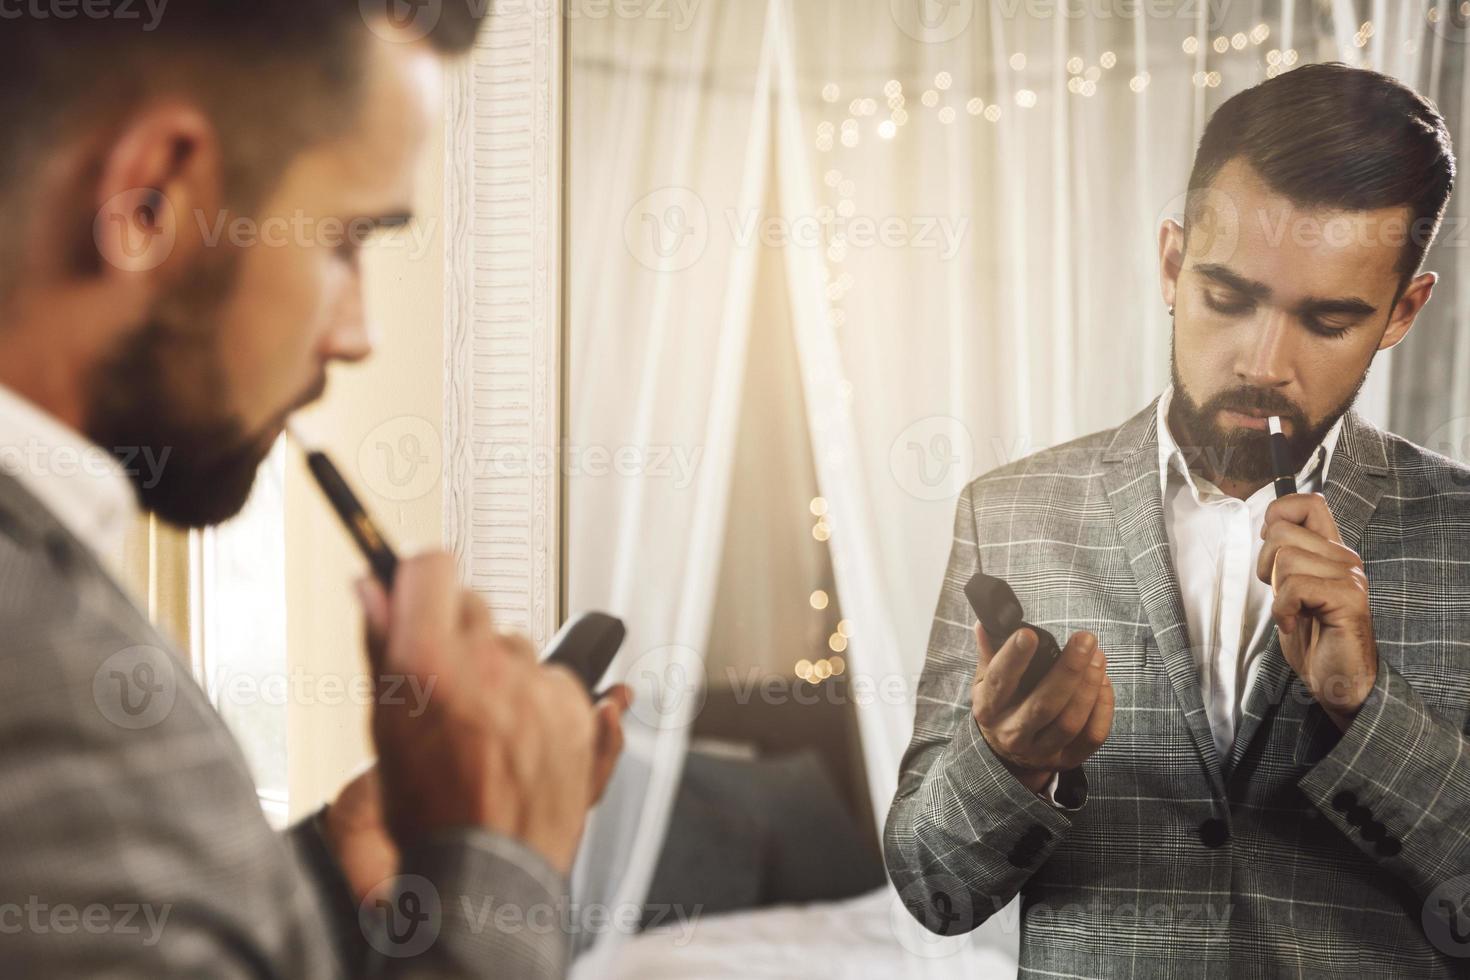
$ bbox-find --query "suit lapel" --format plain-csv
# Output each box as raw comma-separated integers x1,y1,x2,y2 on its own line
0,469,68,551
1225,408,1391,777
1101,397,1228,800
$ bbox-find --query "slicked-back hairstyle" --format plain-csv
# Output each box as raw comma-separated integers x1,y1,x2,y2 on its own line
1186,62,1456,295
0,1,486,285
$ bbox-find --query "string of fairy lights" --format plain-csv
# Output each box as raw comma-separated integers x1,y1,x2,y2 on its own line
795,15,1398,683
796,495,849,685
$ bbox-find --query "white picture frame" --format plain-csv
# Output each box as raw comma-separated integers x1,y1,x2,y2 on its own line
441,2,565,647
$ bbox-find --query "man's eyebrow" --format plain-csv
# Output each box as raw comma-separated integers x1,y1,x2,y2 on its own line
1194,263,1271,299
1297,295,1378,318
361,211,413,231
1194,262,1378,318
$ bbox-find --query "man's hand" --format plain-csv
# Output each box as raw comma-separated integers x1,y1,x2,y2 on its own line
322,764,396,904
971,623,1114,793
1257,491,1378,730
323,666,630,906
352,553,629,879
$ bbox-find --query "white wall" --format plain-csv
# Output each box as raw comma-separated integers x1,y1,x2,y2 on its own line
284,105,448,816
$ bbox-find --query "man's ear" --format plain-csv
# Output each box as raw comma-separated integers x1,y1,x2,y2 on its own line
91,101,222,286
1159,217,1185,311
1379,270,1436,352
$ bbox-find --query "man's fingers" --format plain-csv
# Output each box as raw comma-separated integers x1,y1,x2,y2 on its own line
1032,652,1106,756
1260,544,1357,590
972,627,1038,724
386,553,461,671
1016,631,1099,732
459,590,494,639
1262,492,1342,545
599,683,634,713
590,697,626,804
1257,522,1361,585
973,621,1000,688
495,626,537,663
1272,572,1365,633
1077,673,1115,749
974,622,995,670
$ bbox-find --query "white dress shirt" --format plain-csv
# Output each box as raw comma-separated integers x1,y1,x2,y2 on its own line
1041,384,1343,803
1157,384,1343,762
0,382,138,578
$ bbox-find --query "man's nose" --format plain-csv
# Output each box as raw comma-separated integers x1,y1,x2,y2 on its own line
1237,309,1294,388
321,277,374,365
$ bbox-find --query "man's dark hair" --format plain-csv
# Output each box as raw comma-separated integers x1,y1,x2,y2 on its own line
0,1,486,286
1186,62,1456,295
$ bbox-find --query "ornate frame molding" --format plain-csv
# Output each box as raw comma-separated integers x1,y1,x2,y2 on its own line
442,4,564,646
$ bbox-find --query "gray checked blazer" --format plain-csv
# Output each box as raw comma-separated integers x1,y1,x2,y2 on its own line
0,471,569,979
886,394,1470,978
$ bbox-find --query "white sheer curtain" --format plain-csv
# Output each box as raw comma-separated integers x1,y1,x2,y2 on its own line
568,1,1469,974
565,3,776,975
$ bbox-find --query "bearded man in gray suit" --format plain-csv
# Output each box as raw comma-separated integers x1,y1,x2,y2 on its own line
888,63,1470,977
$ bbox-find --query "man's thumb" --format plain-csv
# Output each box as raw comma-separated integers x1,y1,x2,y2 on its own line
974,621,996,677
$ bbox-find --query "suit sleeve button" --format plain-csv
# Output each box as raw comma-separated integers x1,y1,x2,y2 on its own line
1199,818,1229,848
1374,837,1402,858
1331,790,1358,812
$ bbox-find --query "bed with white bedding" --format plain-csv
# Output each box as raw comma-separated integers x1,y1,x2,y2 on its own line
601,887,1018,979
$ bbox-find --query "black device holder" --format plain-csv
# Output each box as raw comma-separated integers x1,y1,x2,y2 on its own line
963,573,1062,699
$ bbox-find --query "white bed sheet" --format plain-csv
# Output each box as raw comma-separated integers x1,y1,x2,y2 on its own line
601,887,1018,979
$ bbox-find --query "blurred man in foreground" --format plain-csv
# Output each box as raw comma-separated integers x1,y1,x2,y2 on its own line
0,4,625,977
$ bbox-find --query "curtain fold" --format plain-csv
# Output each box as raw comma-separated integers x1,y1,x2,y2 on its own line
566,1,778,973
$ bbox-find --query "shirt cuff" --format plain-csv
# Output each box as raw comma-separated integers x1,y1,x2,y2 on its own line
1037,767,1088,811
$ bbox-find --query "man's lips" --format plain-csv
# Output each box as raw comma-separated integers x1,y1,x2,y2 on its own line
1219,407,1285,431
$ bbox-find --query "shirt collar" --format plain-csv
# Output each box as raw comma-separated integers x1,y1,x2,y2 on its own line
0,383,138,575
1156,384,1345,502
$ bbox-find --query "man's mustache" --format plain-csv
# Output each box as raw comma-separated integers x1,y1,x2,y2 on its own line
259,373,329,441
293,374,329,414
1207,389,1301,423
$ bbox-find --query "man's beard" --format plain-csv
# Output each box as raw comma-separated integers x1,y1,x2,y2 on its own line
82,257,315,529
1166,335,1363,487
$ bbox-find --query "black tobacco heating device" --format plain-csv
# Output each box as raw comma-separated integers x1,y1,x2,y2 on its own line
964,572,1062,699
1268,415,1297,499
287,425,625,694
542,612,626,694
1267,415,1322,654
